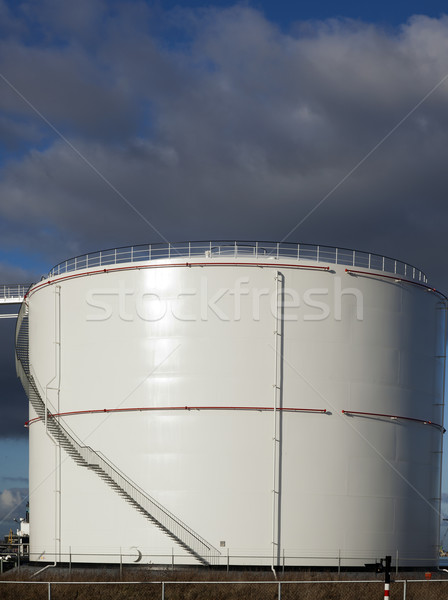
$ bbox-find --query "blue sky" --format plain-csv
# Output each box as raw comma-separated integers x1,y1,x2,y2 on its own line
161,1,448,27
1,0,448,544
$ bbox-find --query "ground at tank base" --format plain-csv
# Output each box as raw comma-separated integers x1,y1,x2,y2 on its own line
2,566,448,600
3,564,448,580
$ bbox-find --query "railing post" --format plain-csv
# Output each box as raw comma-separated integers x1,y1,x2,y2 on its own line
278,581,281,600
48,582,51,600
162,581,165,600
119,548,122,580
403,579,406,600
172,547,174,570
227,547,229,572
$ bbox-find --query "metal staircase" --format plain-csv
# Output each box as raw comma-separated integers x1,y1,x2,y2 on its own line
15,304,220,566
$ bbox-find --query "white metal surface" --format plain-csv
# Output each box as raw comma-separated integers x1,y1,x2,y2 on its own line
18,242,446,566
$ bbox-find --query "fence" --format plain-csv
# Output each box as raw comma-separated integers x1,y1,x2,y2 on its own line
47,240,428,283
6,550,441,573
1,578,448,599
2,545,442,571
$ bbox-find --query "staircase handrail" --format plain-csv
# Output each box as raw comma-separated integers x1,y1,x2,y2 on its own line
15,305,220,565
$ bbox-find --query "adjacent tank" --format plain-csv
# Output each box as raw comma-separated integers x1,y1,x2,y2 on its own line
16,241,447,567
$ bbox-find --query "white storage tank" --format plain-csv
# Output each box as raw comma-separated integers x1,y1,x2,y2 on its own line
16,241,446,567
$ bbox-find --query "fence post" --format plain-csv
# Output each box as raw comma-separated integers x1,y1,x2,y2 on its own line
48,582,51,600
119,548,122,580
383,555,391,599
403,579,406,600
278,581,281,600
395,549,398,575
162,581,165,600
227,548,229,572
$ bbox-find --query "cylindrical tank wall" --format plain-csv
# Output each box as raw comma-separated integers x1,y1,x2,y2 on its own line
25,257,446,566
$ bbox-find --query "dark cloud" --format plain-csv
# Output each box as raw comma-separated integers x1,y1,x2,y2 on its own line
0,264,35,441
0,309,28,439
0,7,446,292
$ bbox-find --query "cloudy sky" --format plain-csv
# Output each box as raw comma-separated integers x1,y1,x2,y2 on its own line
1,0,448,540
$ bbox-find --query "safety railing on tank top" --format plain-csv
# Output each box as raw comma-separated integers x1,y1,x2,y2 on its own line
46,241,428,283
